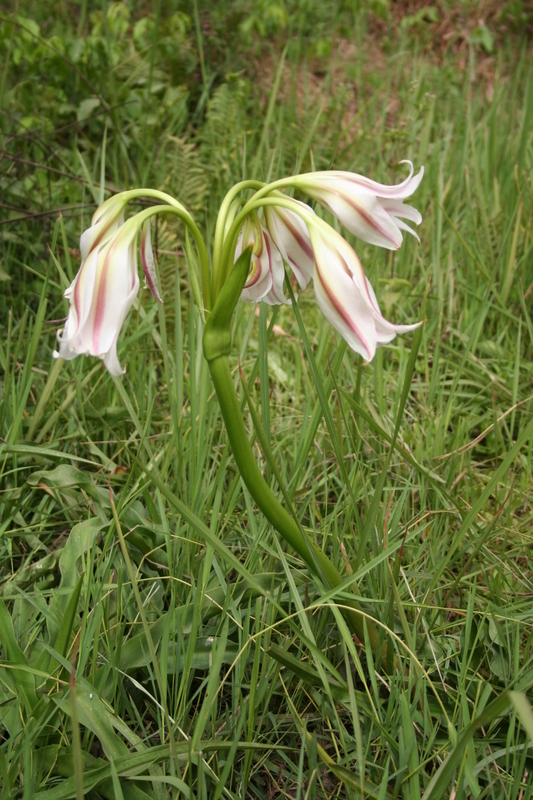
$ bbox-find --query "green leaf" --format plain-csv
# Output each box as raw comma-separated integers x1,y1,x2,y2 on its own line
48,576,83,673
190,618,229,752
267,643,351,704
34,746,171,800
59,518,106,589
0,599,38,712
76,97,101,122
53,682,131,762
27,464,95,492
422,691,533,799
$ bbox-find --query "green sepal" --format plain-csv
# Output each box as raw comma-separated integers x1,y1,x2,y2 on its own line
203,247,252,362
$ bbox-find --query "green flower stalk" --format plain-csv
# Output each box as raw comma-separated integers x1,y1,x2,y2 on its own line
54,162,424,658
203,248,381,649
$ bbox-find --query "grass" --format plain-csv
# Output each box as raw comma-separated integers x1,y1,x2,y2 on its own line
1,2,533,798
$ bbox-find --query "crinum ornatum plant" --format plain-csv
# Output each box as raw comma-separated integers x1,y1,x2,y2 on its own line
55,161,424,656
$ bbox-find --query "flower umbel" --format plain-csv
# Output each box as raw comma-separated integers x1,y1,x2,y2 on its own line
234,161,424,360
56,161,424,375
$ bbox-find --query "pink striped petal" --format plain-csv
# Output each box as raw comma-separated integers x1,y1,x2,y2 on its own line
236,215,288,305
323,161,424,199
264,201,314,289
295,162,424,250
55,224,142,375
90,237,139,359
307,224,420,360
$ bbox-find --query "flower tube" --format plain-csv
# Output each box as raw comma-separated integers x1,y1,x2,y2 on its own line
78,194,130,264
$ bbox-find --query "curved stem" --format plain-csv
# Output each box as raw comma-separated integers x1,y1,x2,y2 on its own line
120,202,211,312
110,189,212,312
217,194,318,291
207,354,381,651
240,175,298,205
212,180,265,302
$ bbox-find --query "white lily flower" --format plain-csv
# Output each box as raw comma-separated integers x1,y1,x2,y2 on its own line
294,161,424,250
237,181,422,360
54,210,161,376
308,221,420,360
235,214,287,305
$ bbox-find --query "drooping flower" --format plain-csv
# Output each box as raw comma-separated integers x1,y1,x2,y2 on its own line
54,211,161,376
293,161,424,250
308,220,420,361
236,160,424,360
235,213,287,305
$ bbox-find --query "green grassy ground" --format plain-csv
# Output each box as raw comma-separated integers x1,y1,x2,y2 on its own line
1,2,533,798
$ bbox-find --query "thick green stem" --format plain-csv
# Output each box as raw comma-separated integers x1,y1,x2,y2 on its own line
203,252,382,652
207,355,381,650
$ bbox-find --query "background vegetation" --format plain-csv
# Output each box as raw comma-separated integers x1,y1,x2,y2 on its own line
1,0,533,797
